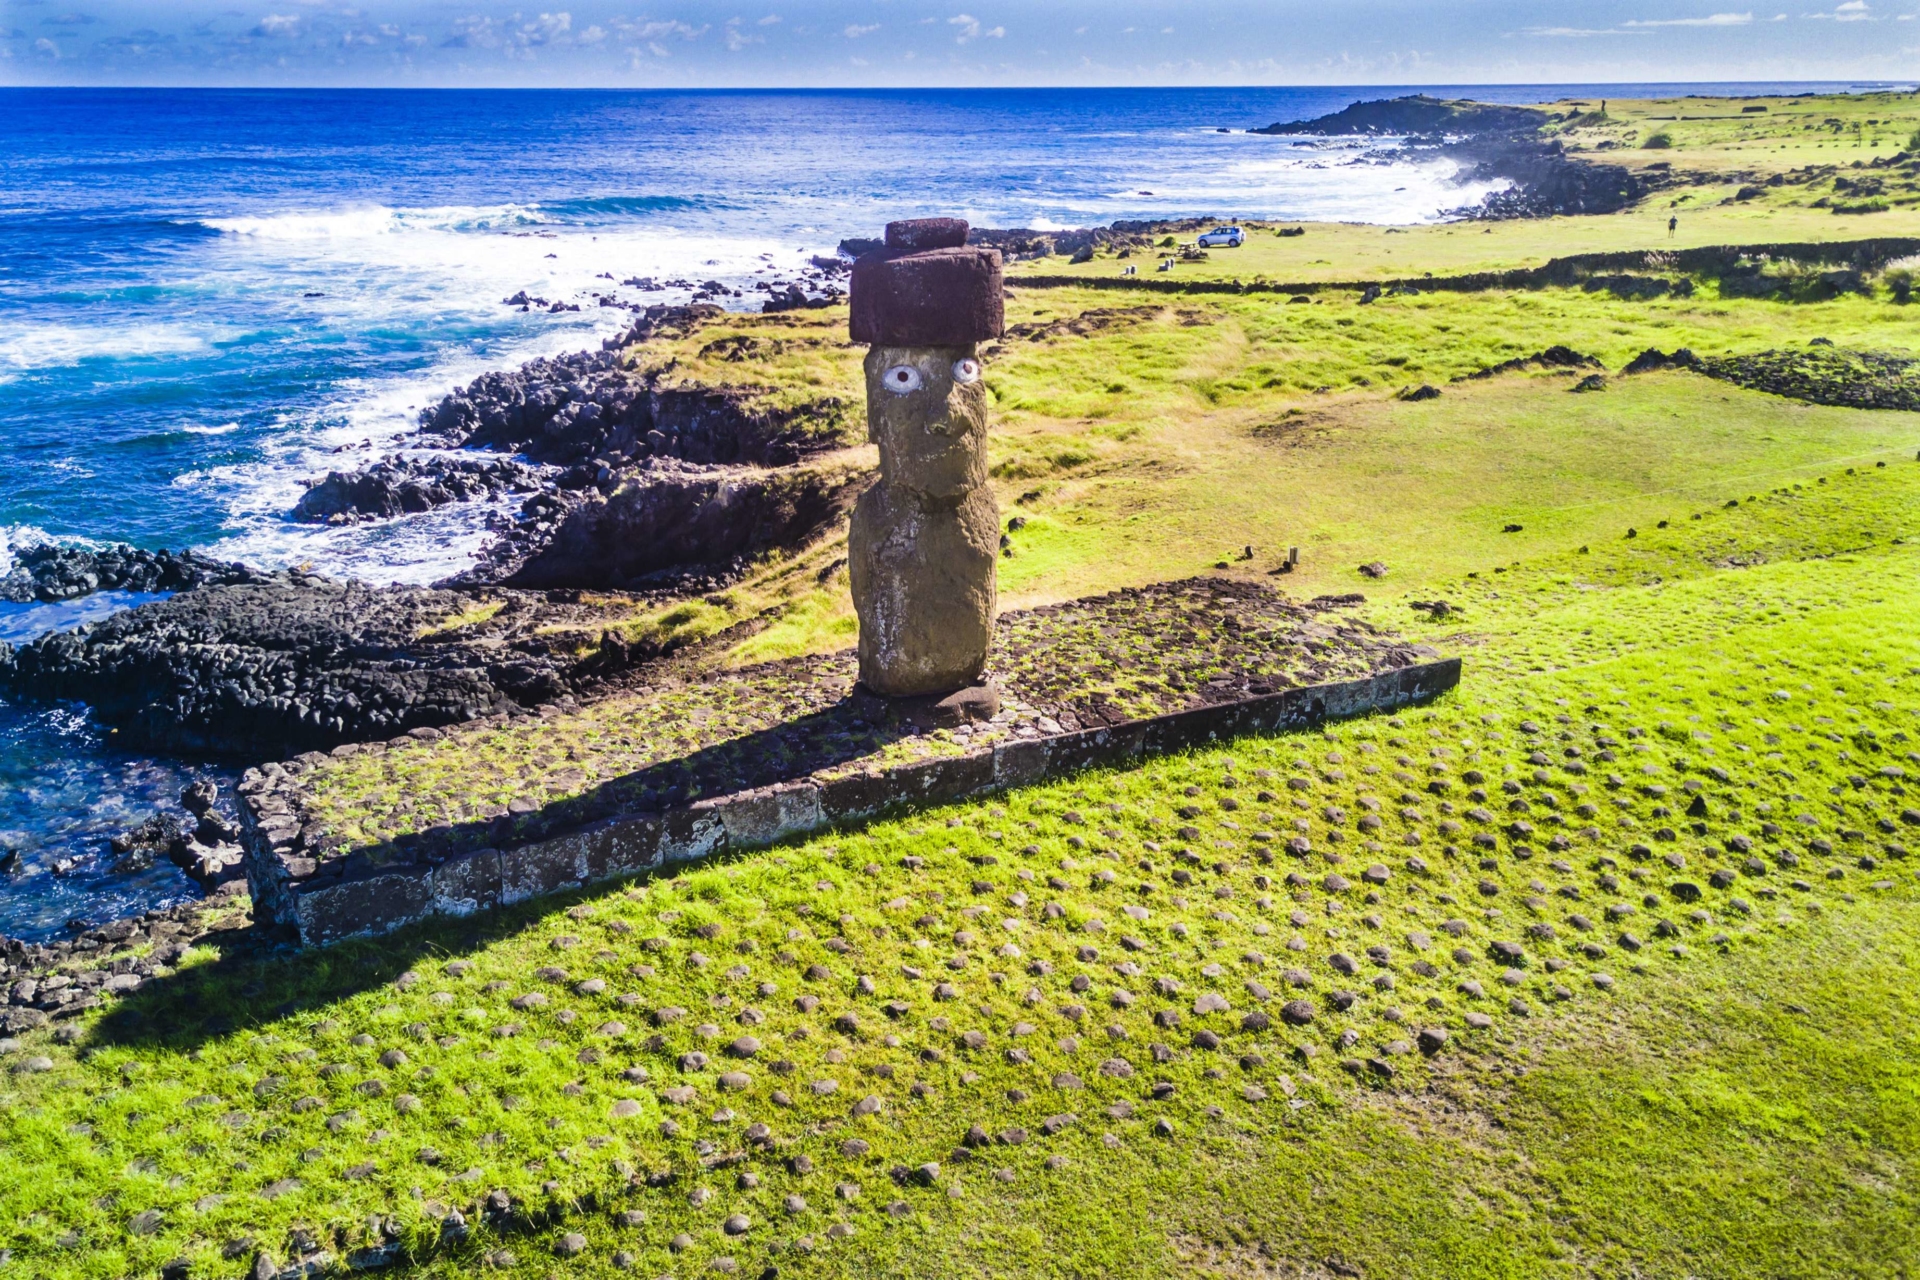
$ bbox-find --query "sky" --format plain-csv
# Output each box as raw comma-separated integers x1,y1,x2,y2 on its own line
1,0,1917,87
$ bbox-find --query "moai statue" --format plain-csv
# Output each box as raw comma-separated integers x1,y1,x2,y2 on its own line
846,218,1005,710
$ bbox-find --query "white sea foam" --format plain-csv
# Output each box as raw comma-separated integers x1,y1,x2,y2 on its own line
0,526,58,578
0,525,109,579
178,202,835,584
175,137,1504,587
200,202,830,315
0,322,224,378
200,202,568,243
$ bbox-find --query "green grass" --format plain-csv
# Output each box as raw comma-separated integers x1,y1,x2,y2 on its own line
593,272,1920,670
1002,91,1920,290
5,462,1920,1279
11,103,1920,1277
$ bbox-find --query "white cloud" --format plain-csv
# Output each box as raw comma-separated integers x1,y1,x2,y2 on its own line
620,19,706,40
1805,1,1874,16
843,21,879,36
1522,24,1652,35
757,13,780,24
33,35,57,55
950,12,981,40
252,12,301,36
375,22,397,36
526,11,571,43
443,14,495,48
1531,10,1763,34
579,22,604,43
1623,10,1753,24
723,17,762,49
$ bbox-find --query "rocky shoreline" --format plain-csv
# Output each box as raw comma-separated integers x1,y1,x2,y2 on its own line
0,893,263,1037
1254,94,1651,220
0,571,634,757
0,544,258,604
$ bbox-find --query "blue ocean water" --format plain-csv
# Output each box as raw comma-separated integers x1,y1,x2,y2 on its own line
0,81,1869,938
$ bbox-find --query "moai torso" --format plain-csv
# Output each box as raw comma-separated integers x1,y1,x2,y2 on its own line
846,219,1005,697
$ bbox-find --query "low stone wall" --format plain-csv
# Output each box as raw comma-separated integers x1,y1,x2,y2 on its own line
242,658,1459,947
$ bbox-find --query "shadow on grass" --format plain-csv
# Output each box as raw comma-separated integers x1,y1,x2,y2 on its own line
86,579,1429,1054
86,856,695,1054
378,690,934,866
82,691,970,1054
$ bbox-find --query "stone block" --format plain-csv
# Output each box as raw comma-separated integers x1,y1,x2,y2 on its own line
713,783,826,847
1047,722,1148,776
294,867,433,947
502,831,588,905
430,847,503,918
588,815,662,880
992,736,1051,788
888,751,996,808
659,808,725,865
817,770,898,823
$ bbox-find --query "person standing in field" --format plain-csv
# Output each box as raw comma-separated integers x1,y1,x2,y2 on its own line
1668,215,1677,238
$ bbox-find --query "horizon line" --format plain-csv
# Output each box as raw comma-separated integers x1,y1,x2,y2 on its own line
0,77,1904,93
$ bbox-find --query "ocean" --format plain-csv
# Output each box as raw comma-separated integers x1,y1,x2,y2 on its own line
0,81,1867,939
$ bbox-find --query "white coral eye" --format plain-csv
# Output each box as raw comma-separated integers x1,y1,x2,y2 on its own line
951,357,982,384
881,364,923,394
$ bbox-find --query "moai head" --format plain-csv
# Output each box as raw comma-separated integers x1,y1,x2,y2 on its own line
862,345,990,500
845,219,1006,700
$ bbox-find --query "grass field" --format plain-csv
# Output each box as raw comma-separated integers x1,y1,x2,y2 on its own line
612,264,1920,666
6,463,1919,1280
7,91,1920,1280
1005,89,1920,287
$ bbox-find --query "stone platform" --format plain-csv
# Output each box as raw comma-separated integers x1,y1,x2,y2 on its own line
239,579,1460,945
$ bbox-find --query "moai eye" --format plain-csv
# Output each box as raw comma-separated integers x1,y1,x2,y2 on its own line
951,357,982,384
881,364,924,395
